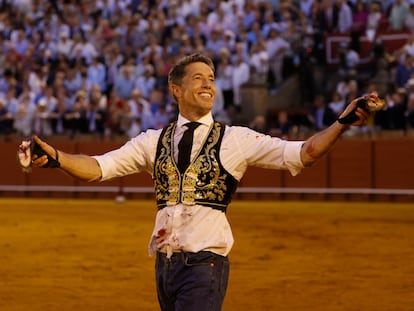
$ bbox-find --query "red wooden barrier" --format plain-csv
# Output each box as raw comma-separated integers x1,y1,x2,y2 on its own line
1,138,414,200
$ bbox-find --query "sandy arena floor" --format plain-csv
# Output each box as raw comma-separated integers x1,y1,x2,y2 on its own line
0,198,414,311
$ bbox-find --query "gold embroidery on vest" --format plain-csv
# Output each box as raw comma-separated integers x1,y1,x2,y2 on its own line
182,122,228,205
154,123,181,206
155,122,229,207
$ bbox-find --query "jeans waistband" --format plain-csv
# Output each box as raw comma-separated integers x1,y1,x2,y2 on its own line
156,250,226,262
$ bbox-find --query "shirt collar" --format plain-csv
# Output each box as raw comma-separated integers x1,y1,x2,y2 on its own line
177,113,213,128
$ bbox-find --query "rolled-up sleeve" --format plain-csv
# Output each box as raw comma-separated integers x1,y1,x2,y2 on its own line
92,129,160,181
280,140,304,176
222,126,304,179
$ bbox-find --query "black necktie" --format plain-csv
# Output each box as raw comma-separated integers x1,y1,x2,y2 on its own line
177,122,201,173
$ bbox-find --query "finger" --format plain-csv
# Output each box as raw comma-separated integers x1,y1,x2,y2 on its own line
32,154,48,165
33,135,55,159
354,108,370,124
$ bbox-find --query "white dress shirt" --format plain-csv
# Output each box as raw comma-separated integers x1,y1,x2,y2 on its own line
93,113,304,257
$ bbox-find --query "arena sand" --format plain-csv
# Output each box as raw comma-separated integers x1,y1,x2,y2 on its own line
1,198,414,311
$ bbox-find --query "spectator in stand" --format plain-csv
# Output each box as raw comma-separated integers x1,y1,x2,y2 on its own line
277,0,301,25
0,98,13,135
366,1,384,38
299,0,315,22
388,0,410,31
222,30,237,55
328,89,346,118
70,33,99,66
249,38,270,85
395,34,414,63
375,88,407,130
268,110,293,139
65,90,89,138
107,90,133,136
104,43,125,94
231,41,249,69
165,2,186,28
249,114,267,133
56,31,74,59
241,2,258,31
33,98,53,136
2,87,19,123
27,65,47,97
338,42,361,78
128,88,151,115
262,10,280,39
206,5,223,30
36,32,57,60
265,27,291,93
246,21,262,47
94,17,116,51
113,65,136,100
177,0,200,19
78,70,93,99
49,89,70,135
63,67,83,102
215,49,234,111
222,2,240,34
405,78,414,128
85,93,107,137
394,54,414,88
311,0,335,35
307,93,337,131
152,52,171,92
335,0,353,34
128,89,154,131
142,34,163,60
211,83,230,124
87,56,107,95
11,28,30,57
351,0,369,37
205,29,225,59
37,85,58,115
232,54,250,111
405,4,414,34
89,83,107,111
135,64,157,101
126,93,156,138
320,0,338,33
152,103,170,129
344,78,361,103
14,92,36,137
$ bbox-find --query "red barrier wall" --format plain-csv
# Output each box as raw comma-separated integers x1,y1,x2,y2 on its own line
2,138,414,201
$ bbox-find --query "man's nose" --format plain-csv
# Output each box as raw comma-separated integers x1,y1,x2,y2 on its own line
201,79,212,88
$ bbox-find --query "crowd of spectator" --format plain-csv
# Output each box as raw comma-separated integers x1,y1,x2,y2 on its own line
1,0,414,142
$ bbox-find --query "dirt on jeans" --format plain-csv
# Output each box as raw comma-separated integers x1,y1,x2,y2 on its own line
1,199,414,311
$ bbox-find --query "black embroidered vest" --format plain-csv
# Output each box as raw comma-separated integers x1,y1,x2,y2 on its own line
153,121,238,212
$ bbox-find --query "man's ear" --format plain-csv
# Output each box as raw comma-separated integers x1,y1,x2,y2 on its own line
170,84,181,99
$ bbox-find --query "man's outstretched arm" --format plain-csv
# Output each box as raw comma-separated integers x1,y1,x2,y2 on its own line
31,135,103,182
300,93,378,167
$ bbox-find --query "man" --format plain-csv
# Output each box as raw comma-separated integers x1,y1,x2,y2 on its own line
29,53,374,311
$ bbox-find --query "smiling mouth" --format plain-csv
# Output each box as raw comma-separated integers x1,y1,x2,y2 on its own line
198,92,212,98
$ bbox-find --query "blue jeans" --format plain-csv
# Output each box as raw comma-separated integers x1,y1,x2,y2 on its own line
155,251,230,311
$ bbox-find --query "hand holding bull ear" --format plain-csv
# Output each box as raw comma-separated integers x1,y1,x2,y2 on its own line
337,92,385,125
17,135,60,173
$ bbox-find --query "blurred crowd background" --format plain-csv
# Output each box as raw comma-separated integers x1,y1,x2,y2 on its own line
1,0,414,142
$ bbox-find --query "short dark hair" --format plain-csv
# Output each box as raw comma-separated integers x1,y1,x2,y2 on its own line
168,53,215,87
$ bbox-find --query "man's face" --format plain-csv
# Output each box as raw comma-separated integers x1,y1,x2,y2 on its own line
172,62,216,119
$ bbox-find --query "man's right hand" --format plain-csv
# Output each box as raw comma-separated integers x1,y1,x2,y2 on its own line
31,135,60,168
